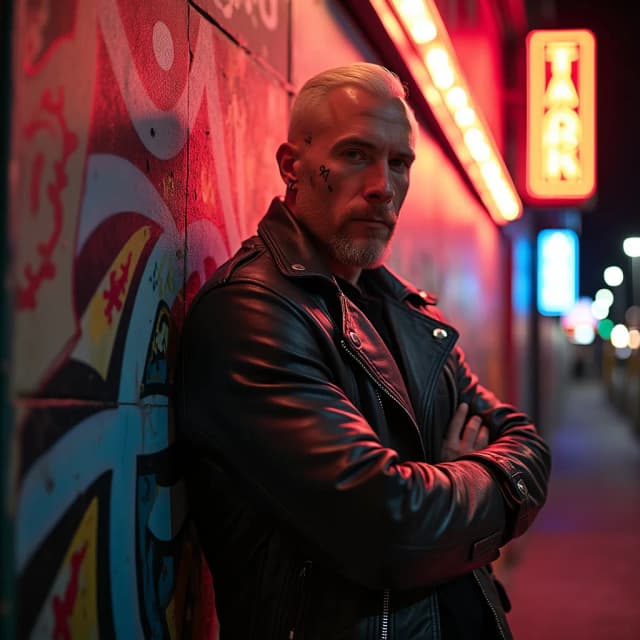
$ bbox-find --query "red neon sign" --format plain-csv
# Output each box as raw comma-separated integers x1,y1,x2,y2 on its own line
526,29,596,203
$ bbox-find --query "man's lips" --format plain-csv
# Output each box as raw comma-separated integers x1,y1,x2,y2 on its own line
352,218,395,230
350,212,396,229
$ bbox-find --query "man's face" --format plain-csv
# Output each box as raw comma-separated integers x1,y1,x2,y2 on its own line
287,85,416,282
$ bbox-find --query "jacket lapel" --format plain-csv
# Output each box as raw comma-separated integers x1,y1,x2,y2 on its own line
339,292,417,424
383,297,458,433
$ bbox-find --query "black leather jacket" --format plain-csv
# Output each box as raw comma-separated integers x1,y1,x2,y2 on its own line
176,198,551,639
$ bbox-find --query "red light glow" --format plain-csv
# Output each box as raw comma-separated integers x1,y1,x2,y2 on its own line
370,0,522,224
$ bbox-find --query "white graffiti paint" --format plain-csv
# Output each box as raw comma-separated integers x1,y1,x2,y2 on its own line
17,404,169,637
152,20,175,71
98,0,242,249
212,0,279,30
77,154,177,250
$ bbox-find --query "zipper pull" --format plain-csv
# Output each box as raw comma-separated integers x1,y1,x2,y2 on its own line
300,560,312,577
289,561,313,639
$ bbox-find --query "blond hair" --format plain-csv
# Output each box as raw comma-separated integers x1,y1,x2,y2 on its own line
288,62,415,141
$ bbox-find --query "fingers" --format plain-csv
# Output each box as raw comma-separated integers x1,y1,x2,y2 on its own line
459,413,483,452
441,403,490,461
444,402,469,448
475,425,489,450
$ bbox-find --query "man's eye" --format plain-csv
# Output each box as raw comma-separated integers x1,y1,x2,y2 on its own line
390,158,410,171
344,148,366,162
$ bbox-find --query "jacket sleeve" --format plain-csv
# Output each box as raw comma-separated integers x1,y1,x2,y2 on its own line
177,281,539,590
450,343,551,543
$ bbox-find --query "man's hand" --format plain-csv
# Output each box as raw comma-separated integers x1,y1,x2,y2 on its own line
440,402,489,461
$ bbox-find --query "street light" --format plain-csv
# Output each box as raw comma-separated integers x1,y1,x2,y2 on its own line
603,266,625,322
623,236,640,308
603,265,624,287
623,237,640,257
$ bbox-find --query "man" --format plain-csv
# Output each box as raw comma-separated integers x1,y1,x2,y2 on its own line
176,62,550,639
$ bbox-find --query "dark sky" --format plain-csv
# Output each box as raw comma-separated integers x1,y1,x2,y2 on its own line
547,1,639,300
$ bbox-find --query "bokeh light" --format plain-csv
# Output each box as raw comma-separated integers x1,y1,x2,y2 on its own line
597,318,614,340
573,323,595,345
603,266,624,287
625,305,640,328
623,237,640,258
590,300,609,320
610,324,630,349
595,288,614,307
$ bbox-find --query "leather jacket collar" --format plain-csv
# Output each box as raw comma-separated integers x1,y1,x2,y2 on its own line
257,198,438,308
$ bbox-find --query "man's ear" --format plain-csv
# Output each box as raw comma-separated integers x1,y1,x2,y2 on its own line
276,142,299,188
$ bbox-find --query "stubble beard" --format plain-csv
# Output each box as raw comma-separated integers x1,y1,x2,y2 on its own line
328,231,392,270
292,186,395,270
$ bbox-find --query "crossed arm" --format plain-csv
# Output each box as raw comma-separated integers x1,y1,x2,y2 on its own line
179,282,551,590
441,402,490,461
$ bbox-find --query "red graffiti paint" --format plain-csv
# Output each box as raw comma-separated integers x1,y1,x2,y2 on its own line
23,0,78,76
19,88,78,310
114,0,189,110
52,542,88,640
103,251,133,324
30,152,45,213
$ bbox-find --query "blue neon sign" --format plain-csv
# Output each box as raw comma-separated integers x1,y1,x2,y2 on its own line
537,229,579,316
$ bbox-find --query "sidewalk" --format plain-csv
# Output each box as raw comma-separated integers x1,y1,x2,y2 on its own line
504,377,640,639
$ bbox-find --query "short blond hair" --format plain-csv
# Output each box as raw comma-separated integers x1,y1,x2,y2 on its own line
288,62,415,141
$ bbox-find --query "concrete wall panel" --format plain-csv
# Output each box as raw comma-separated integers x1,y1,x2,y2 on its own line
8,0,288,636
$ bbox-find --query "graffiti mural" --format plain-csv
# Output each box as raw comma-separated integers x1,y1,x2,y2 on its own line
9,0,288,637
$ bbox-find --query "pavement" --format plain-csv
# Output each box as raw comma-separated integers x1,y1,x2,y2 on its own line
502,377,640,639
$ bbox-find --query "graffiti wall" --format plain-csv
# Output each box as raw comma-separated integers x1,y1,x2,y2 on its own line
8,0,288,636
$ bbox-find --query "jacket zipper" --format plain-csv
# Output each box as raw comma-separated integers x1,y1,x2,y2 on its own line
288,560,312,639
380,588,390,640
340,339,426,460
340,293,425,640
372,388,393,640
472,569,506,640
341,292,443,640
442,361,458,417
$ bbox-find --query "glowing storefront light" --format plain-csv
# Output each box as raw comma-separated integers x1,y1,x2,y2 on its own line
425,47,455,89
367,0,522,224
538,229,579,316
445,86,468,110
396,0,437,43
453,106,476,128
526,30,596,202
629,329,640,350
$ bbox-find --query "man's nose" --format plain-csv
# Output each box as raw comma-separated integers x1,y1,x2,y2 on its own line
363,161,393,203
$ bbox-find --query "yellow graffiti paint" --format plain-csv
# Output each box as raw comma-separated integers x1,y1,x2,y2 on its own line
65,497,99,639
32,497,99,638
73,225,151,379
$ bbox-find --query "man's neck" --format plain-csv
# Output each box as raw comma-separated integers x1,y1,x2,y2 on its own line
329,260,362,286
